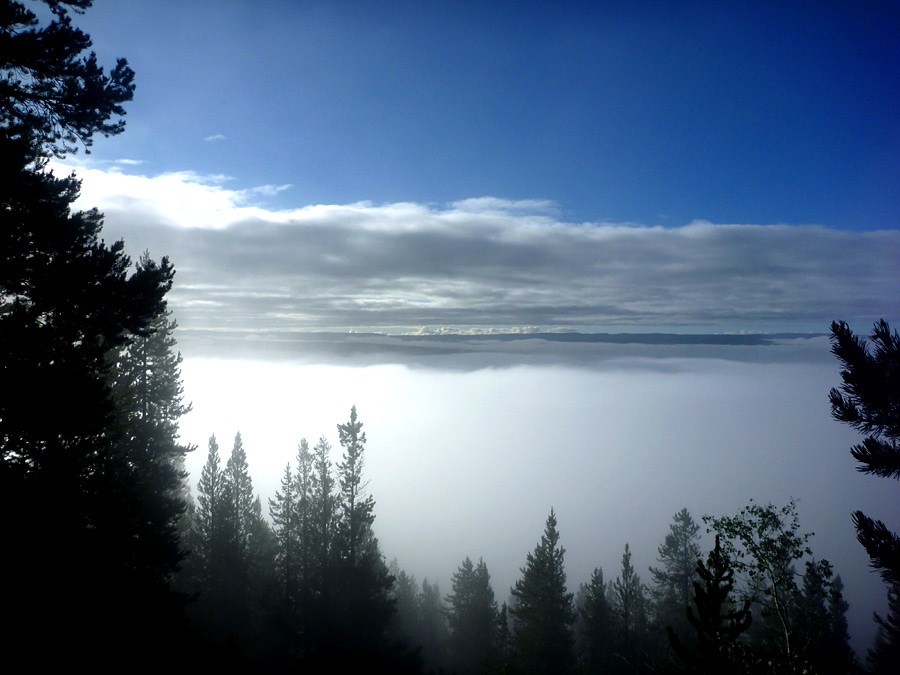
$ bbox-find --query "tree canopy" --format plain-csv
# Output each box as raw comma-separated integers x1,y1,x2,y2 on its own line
0,1,187,666
0,0,135,156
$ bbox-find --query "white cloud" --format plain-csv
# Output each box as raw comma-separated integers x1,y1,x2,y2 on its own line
451,197,559,216
51,163,900,336
204,134,226,142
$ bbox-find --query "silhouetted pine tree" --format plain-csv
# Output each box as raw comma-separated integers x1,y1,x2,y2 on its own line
188,432,273,662
576,567,616,674
447,556,501,673
668,536,753,674
611,543,650,673
0,1,185,665
418,578,449,671
268,438,316,657
192,435,225,587
390,559,421,640
318,406,399,668
304,435,337,656
270,460,301,648
650,508,701,646
792,561,856,674
510,508,575,674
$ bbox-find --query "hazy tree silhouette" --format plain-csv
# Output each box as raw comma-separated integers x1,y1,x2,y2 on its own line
325,406,397,663
192,435,226,588
792,560,855,674
510,508,576,674
446,556,501,673
668,535,753,674
416,577,450,671
610,543,650,673
188,432,274,661
650,508,702,646
575,567,616,674
0,0,186,666
268,439,314,658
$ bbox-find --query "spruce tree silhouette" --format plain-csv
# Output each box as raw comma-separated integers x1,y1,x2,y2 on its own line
668,536,753,674
510,508,575,674
0,1,186,666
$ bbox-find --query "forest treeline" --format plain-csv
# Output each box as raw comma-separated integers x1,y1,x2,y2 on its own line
2,2,898,672
172,403,862,674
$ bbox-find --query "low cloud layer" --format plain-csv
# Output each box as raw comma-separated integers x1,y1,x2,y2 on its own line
59,163,899,335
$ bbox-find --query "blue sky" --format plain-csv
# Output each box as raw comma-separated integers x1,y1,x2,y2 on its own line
79,1,899,229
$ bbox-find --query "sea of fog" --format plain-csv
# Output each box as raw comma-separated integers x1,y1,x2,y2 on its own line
177,333,894,654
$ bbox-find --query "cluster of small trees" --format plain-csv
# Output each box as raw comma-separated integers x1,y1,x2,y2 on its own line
179,408,413,670
472,504,856,674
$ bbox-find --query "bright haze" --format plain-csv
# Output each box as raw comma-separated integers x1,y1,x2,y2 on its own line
60,0,898,653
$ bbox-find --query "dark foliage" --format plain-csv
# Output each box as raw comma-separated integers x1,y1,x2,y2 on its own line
610,543,651,673
668,535,753,674
510,508,576,674
576,567,616,674
0,0,134,156
830,319,900,667
0,0,190,667
867,582,900,673
651,508,702,650
446,556,501,673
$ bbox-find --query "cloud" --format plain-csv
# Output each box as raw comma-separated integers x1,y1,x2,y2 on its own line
54,163,900,338
204,134,226,142
451,197,559,217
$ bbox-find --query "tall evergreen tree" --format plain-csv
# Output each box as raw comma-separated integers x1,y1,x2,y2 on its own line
268,438,316,659
223,431,256,592
650,508,701,643
611,543,650,673
324,406,397,666
447,556,501,673
193,434,226,587
336,405,375,568
418,577,450,672
309,435,336,591
270,461,301,652
110,276,193,581
826,575,854,670
189,431,273,660
390,559,420,640
510,508,576,674
576,567,616,674
0,1,182,665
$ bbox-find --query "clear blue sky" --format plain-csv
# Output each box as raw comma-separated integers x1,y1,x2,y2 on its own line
80,1,899,230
